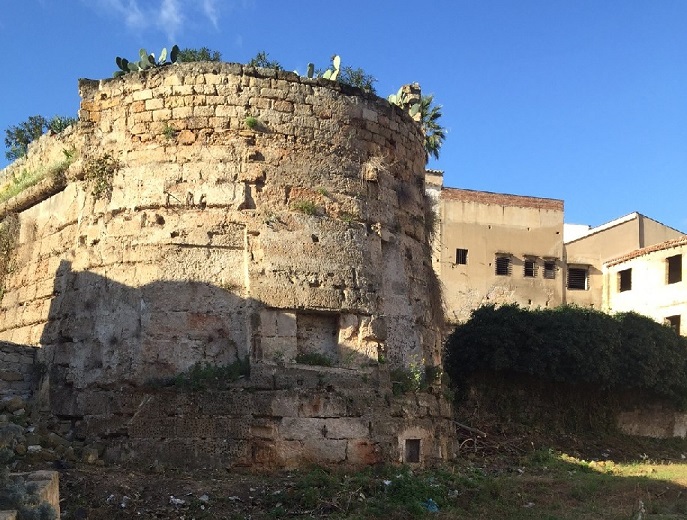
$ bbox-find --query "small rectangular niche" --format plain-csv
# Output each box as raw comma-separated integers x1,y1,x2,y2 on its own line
404,439,421,463
296,312,339,365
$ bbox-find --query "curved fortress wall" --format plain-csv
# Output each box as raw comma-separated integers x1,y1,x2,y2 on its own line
0,63,449,466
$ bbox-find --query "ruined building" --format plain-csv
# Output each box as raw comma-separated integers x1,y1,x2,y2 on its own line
0,63,453,467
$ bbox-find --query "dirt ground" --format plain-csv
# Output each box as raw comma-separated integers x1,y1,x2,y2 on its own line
14,427,687,520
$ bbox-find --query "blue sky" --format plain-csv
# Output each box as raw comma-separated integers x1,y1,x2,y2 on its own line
1,1,686,231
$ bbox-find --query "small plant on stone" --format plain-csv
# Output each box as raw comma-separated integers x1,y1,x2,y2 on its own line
316,187,330,197
0,214,20,301
84,154,120,201
295,352,333,367
244,116,258,130
339,211,355,224
172,358,250,391
162,124,178,140
291,200,318,216
390,358,426,395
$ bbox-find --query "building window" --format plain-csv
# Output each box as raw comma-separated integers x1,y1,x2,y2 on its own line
495,255,511,276
524,258,537,278
666,315,681,334
543,260,557,279
668,254,682,284
618,268,632,292
567,266,588,290
455,248,468,265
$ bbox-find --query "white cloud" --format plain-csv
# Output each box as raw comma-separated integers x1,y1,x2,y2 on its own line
159,0,184,41
202,0,219,29
86,0,237,40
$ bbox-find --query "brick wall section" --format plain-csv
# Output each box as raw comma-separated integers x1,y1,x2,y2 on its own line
442,187,564,211
0,342,36,400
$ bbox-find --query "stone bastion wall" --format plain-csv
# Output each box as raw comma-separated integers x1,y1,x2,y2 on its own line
0,63,452,467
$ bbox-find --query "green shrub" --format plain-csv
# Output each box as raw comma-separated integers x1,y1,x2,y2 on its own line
290,200,318,215
83,154,120,201
172,358,250,391
295,352,332,367
0,152,73,206
444,304,687,407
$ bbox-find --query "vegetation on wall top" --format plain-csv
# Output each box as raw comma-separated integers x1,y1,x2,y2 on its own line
247,50,282,70
444,304,687,407
177,46,222,63
113,45,180,77
4,115,76,161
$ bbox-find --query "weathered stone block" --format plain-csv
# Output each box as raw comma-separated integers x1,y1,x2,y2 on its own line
279,417,325,440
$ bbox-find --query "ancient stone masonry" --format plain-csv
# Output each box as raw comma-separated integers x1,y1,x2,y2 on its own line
0,342,36,401
0,63,452,467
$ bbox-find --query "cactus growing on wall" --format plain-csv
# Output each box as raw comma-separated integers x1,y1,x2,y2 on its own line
113,45,180,77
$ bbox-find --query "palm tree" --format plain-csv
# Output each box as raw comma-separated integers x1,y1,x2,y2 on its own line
420,95,446,161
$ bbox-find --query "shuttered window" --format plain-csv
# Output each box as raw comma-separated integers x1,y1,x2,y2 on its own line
495,255,511,276
567,266,588,290
543,261,557,279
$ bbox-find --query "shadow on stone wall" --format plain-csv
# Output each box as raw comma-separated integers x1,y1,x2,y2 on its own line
30,261,453,469
0,340,37,400
38,260,256,417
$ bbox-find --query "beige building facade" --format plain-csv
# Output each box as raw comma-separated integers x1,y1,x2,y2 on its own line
432,173,686,333
603,237,687,336
564,213,684,309
433,184,565,323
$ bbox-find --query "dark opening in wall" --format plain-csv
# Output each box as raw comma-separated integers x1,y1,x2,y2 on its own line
543,260,557,279
666,315,681,335
567,266,588,290
618,268,632,292
668,254,682,284
455,248,468,265
404,439,421,463
296,312,339,365
524,258,537,278
495,255,511,276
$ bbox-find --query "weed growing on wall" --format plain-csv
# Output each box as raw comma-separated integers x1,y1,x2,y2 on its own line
84,154,120,201
172,358,250,391
295,352,333,367
162,124,178,140
290,200,318,215
244,116,258,130
390,357,441,395
0,153,74,206
0,214,19,301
